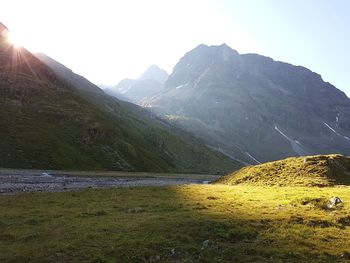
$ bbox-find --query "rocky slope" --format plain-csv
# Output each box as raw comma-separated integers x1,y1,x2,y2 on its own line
143,44,350,164
0,23,240,173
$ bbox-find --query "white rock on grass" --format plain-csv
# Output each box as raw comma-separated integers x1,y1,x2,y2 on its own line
326,196,343,209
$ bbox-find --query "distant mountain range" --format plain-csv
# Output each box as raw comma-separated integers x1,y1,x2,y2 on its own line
142,44,350,164
0,22,240,173
103,65,169,103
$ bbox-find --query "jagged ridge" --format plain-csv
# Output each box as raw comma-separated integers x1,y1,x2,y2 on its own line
143,43,350,164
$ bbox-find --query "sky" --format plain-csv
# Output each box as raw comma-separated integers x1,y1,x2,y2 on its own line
0,0,349,95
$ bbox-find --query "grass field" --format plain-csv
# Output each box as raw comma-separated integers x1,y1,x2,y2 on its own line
1,184,350,262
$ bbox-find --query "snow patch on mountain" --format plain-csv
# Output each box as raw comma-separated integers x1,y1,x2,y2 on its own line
274,125,290,141
245,152,261,164
194,67,211,88
274,125,309,156
119,86,133,94
335,109,340,127
323,122,350,141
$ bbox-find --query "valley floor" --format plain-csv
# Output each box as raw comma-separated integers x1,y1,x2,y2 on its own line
0,169,217,194
1,185,350,262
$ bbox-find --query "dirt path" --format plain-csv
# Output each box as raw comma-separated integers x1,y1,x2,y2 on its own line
0,169,217,194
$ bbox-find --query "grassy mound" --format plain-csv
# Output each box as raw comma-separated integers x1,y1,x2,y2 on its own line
215,154,350,187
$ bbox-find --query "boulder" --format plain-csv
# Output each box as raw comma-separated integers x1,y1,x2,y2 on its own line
326,196,343,209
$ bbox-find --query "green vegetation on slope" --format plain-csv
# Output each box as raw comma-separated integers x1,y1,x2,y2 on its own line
0,38,240,173
76,89,240,174
216,154,350,187
2,185,350,262
0,75,236,173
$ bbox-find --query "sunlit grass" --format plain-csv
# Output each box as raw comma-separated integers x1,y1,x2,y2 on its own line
217,154,350,187
1,185,350,262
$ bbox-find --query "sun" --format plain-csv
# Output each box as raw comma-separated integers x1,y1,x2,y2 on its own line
6,32,22,48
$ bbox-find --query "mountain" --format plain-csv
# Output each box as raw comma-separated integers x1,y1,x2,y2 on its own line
104,65,169,103
215,154,350,187
0,24,240,173
143,44,350,164
98,83,131,102
139,64,169,83
35,53,104,95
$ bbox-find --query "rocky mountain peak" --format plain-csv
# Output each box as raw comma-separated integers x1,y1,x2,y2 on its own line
190,43,239,57
139,64,169,84
165,43,240,88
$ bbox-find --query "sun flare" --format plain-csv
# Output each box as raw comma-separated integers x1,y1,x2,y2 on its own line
6,32,22,48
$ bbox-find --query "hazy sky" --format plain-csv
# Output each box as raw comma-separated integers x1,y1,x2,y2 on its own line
1,0,349,95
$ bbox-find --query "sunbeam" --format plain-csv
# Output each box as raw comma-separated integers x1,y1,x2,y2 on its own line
6,31,21,48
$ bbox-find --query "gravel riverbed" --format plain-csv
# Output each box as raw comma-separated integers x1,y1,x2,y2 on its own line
0,170,211,194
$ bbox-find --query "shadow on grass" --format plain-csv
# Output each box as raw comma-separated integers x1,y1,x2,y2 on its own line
0,185,350,262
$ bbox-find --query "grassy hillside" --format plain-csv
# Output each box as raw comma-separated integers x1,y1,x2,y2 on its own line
0,75,237,173
2,185,350,262
216,154,350,187
73,88,240,174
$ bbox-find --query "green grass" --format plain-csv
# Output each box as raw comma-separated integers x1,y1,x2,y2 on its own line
2,184,350,262
216,154,350,187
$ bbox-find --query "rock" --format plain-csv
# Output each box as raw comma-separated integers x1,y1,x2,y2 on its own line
327,196,343,209
341,252,350,260
202,240,210,249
